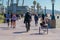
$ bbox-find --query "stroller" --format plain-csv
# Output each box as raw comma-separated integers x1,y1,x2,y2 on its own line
39,21,48,34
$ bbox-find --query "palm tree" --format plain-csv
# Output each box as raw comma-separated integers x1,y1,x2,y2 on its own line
7,0,9,13
16,0,19,6
33,0,36,13
31,6,34,14
16,0,19,14
39,6,43,15
22,0,24,6
36,3,40,14
8,0,9,6
2,0,4,14
11,0,14,13
11,0,13,4
31,6,34,10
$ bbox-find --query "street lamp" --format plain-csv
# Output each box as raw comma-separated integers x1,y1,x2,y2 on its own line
50,0,56,28
51,0,55,20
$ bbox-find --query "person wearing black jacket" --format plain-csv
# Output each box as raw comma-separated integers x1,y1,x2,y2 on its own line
24,12,32,32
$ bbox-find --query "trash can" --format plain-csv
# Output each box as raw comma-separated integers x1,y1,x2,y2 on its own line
50,20,56,28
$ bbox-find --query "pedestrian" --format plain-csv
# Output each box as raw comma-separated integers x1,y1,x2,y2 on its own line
40,14,49,28
44,14,48,24
5,12,10,28
24,11,32,32
34,14,38,26
11,14,17,28
40,14,45,28
40,14,48,34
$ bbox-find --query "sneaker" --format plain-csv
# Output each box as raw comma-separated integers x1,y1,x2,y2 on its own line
13,27,15,29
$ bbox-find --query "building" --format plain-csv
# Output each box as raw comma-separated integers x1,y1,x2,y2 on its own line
7,3,29,14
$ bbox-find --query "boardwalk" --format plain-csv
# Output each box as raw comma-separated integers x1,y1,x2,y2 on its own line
0,16,60,40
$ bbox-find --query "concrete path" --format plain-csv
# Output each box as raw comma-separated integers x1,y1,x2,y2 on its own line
0,17,60,40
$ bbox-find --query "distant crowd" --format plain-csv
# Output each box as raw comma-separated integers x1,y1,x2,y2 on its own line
4,11,50,32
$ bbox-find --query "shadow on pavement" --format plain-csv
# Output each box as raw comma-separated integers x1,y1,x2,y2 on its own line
13,31,26,34
32,29,38,30
30,33,44,35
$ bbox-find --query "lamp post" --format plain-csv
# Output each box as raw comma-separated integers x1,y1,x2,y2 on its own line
50,0,56,28
51,0,55,20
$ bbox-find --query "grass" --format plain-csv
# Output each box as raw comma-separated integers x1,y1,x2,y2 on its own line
0,14,4,23
0,20,4,23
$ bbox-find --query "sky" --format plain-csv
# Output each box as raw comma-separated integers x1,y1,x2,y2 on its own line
0,0,60,11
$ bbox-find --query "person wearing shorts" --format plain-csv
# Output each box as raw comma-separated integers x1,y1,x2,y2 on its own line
11,14,17,28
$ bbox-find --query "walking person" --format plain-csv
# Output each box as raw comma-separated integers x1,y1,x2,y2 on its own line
24,11,32,32
34,14,39,26
11,14,17,28
5,12,10,28
44,14,48,24
40,14,49,34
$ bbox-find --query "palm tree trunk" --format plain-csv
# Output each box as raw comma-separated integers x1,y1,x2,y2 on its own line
8,0,9,13
8,0,9,6
16,0,19,6
2,0,4,14
22,0,24,6
11,0,13,13
11,0,13,5
34,5,35,13
37,8,39,14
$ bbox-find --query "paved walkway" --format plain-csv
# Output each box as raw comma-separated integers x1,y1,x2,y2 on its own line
0,17,60,40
